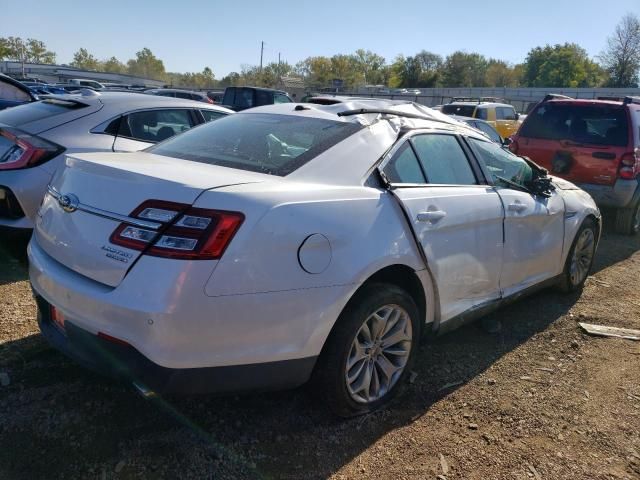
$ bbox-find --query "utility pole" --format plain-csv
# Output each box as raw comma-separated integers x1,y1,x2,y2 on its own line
259,41,264,73
278,52,281,76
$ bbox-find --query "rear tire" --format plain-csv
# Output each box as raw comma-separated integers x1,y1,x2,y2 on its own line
314,283,421,417
614,201,640,235
558,218,597,293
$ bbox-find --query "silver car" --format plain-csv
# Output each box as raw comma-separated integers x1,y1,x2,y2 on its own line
0,91,232,229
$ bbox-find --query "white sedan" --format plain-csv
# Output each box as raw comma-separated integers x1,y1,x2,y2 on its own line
29,100,600,416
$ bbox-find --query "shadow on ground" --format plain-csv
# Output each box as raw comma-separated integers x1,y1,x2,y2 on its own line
0,226,638,479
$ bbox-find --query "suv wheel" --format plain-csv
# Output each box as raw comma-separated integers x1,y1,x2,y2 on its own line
314,283,420,417
614,201,640,235
559,218,597,292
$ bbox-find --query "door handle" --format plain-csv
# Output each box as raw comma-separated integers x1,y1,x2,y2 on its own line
508,202,527,213
417,210,447,223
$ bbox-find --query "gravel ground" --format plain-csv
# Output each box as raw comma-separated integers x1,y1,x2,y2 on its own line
0,226,639,480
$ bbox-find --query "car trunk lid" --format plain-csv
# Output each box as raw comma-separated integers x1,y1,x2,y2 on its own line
34,151,265,287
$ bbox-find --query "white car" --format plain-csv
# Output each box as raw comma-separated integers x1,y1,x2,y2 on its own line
28,101,600,416
0,91,232,229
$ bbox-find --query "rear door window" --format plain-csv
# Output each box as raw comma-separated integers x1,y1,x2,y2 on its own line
383,142,426,184
475,108,488,120
411,134,477,185
521,103,629,146
119,109,194,143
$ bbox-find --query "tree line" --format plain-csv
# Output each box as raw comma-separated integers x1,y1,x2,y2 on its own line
1,13,639,90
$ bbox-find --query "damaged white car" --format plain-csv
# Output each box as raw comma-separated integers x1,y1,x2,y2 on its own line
29,100,600,416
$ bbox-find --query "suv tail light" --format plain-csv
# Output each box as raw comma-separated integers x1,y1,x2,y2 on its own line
0,126,64,171
110,200,244,260
619,151,639,180
206,96,214,104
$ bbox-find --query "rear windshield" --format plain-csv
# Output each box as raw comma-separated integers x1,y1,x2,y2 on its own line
442,104,476,117
148,113,362,176
520,103,629,146
0,99,87,126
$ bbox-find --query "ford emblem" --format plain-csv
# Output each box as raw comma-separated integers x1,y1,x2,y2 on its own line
58,193,79,213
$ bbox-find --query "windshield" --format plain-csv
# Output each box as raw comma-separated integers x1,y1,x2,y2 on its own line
442,104,476,117
148,113,362,176
520,103,629,146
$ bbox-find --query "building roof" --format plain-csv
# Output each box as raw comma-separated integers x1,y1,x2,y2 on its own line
280,76,305,89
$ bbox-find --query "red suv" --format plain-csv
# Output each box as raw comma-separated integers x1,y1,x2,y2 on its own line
511,95,640,234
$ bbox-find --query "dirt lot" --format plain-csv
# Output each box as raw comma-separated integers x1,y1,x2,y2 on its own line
1,226,639,480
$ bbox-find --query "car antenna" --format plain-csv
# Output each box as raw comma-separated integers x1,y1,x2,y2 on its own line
337,108,452,125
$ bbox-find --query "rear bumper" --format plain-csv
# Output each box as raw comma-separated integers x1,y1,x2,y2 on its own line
36,294,317,394
577,179,638,208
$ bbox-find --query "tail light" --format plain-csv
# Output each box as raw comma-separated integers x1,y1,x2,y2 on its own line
619,150,639,180
110,200,244,260
206,96,214,104
508,138,519,154
0,126,64,171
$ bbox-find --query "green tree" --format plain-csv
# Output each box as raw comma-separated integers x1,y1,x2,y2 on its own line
101,56,126,74
127,48,166,80
441,52,488,87
523,43,605,87
599,13,640,87
71,48,99,71
353,49,387,85
25,38,55,63
485,59,520,87
0,36,55,64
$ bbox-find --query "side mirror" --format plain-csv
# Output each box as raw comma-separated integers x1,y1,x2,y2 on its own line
502,137,512,147
515,113,520,121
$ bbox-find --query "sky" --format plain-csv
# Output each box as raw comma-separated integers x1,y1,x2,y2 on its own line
3,0,639,77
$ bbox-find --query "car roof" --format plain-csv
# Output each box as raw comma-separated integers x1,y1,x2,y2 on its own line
543,99,628,107
448,101,512,108
226,86,288,94
46,91,232,112
147,88,205,95
448,114,492,125
240,100,485,139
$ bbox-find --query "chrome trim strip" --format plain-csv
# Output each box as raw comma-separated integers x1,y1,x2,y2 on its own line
46,185,162,230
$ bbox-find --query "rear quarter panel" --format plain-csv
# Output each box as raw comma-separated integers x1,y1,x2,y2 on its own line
200,183,426,297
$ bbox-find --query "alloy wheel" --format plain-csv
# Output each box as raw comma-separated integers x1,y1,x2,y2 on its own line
345,304,413,404
570,228,595,286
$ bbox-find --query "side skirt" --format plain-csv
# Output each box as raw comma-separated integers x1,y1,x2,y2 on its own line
436,275,562,335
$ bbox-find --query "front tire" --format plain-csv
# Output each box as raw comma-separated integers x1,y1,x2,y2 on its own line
314,283,421,417
558,218,597,292
614,200,640,235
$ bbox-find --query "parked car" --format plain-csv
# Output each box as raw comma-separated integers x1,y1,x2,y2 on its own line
441,99,520,138
206,90,224,104
0,91,232,230
449,115,506,145
69,78,105,90
510,95,640,234
28,100,600,416
221,86,292,111
21,82,68,95
0,73,37,110
146,88,214,104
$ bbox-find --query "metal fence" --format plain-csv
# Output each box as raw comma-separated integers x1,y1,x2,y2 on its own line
343,87,640,113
